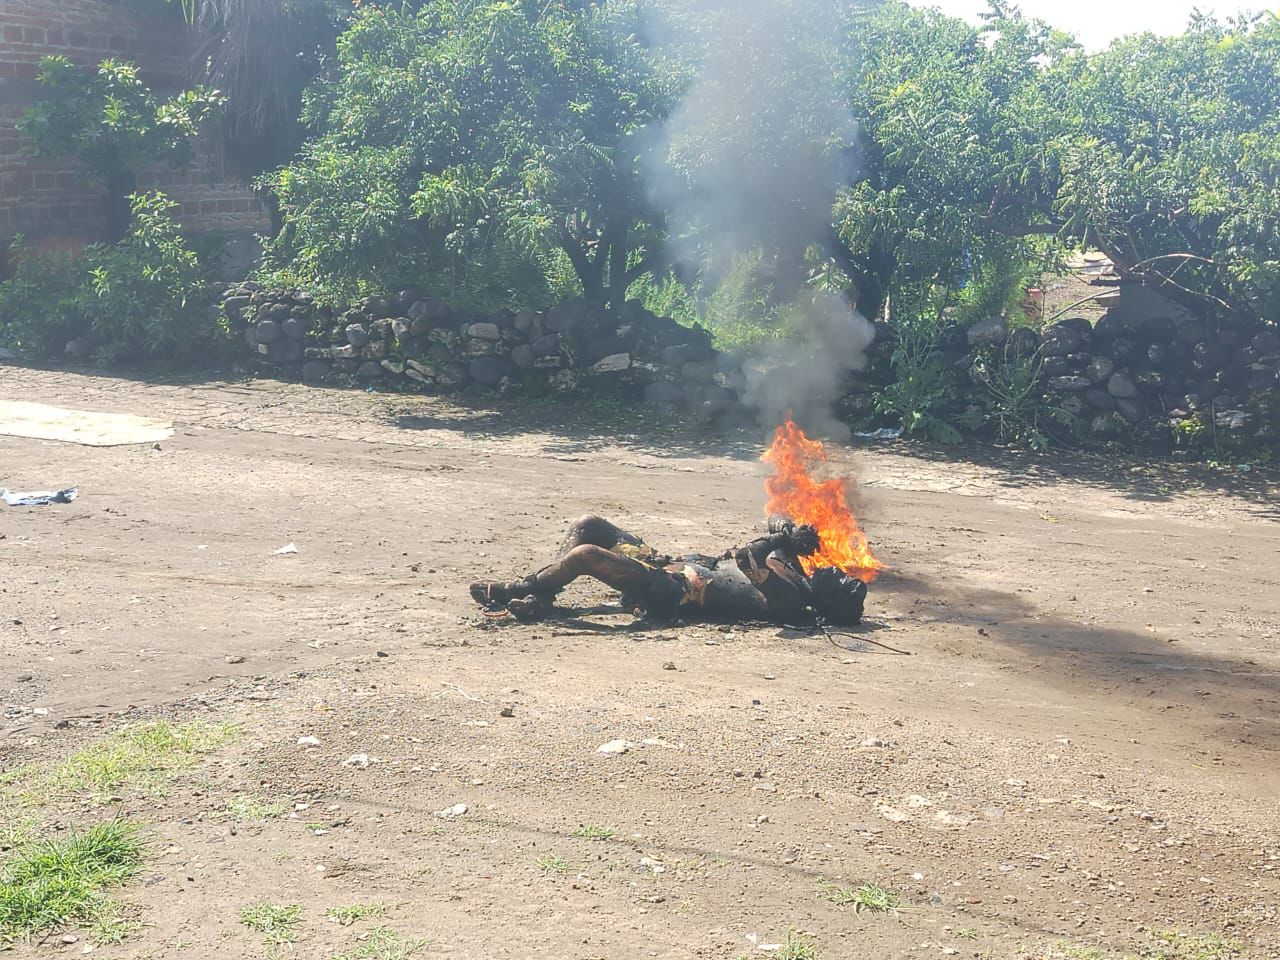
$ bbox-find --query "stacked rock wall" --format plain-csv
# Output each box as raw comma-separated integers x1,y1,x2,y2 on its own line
222,284,740,416
220,282,1278,447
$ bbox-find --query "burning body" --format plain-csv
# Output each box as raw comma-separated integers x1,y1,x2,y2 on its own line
469,514,868,626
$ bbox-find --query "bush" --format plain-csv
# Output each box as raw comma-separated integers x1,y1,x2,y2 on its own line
0,192,224,366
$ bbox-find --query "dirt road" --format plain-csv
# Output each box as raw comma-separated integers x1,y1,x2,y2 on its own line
2,367,1278,959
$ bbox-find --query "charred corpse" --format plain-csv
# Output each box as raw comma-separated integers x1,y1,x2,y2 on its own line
469,513,868,626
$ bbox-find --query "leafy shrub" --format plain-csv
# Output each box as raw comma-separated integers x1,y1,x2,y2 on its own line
17,57,222,241
262,0,678,316
0,192,223,366
873,320,962,442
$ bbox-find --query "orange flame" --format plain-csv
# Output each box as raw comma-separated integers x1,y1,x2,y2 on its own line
762,419,884,582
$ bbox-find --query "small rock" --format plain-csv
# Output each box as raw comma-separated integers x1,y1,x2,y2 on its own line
862,737,887,748
662,661,677,671
591,352,631,373
1108,371,1139,398
342,753,376,769
499,704,515,718
298,736,321,748
16,673,33,682
596,739,632,755
224,655,246,665
966,315,1008,346
435,802,468,819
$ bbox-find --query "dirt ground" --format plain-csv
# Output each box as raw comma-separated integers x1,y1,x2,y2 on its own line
2,366,1278,960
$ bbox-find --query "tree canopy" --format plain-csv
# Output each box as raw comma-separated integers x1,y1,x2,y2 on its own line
263,0,682,310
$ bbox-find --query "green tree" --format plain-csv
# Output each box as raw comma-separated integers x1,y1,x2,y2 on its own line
834,1,1071,321
1054,12,1280,326
264,0,680,314
17,57,223,241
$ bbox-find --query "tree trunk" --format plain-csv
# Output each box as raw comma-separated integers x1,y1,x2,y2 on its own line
103,170,137,244
560,224,604,303
605,215,629,312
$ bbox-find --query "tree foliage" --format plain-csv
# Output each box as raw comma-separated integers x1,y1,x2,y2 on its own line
0,193,218,364
1054,12,1280,324
262,0,681,313
17,58,223,241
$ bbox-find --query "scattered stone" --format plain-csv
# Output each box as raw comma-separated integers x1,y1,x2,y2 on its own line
255,319,281,344
499,704,515,718
224,654,245,665
16,673,33,682
662,661,677,671
596,739,632,755
301,359,330,384
966,316,1008,346
862,737,888,748
342,753,376,768
1107,371,1140,398
466,321,502,342
591,352,631,373
435,802,468,819
298,736,321,748
356,360,384,380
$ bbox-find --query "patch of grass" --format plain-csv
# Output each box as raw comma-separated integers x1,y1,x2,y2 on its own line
536,854,570,875
1,720,237,803
1143,932,1245,960
89,899,144,944
222,795,289,822
240,902,302,951
776,930,819,960
0,810,35,853
1032,932,1244,960
305,822,330,835
0,820,143,942
333,926,426,960
821,880,901,914
571,825,615,841
956,927,980,940
327,903,391,927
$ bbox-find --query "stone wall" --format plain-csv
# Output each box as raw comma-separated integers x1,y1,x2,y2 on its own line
222,285,740,416
220,282,1279,446
0,0,266,272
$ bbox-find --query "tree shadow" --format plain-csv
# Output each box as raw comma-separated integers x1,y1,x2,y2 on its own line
873,569,1280,749
387,392,767,462
874,439,1280,520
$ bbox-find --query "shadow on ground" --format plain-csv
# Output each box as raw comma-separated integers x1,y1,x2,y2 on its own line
874,438,1280,520
875,570,1280,750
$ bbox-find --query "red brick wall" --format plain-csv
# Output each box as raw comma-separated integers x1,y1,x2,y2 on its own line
0,0,267,265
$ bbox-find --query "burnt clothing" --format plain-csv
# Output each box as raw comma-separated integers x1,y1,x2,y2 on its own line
494,514,815,623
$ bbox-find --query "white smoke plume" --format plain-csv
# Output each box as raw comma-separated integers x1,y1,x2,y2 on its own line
642,0,874,439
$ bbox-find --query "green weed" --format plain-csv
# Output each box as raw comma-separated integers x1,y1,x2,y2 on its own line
239,902,302,951
821,880,901,914
327,903,391,926
571,825,615,841
536,855,570,875
333,926,426,960
776,930,819,960
0,820,143,942
222,795,289,822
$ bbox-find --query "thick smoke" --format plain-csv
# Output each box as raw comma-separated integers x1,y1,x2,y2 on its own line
643,0,874,439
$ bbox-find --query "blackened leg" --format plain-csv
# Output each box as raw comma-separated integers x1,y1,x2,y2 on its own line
559,515,641,555
531,544,659,596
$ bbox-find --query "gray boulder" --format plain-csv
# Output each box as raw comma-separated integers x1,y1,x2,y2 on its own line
1107,371,1139,398
345,323,370,348
966,316,1008,346
256,319,281,344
